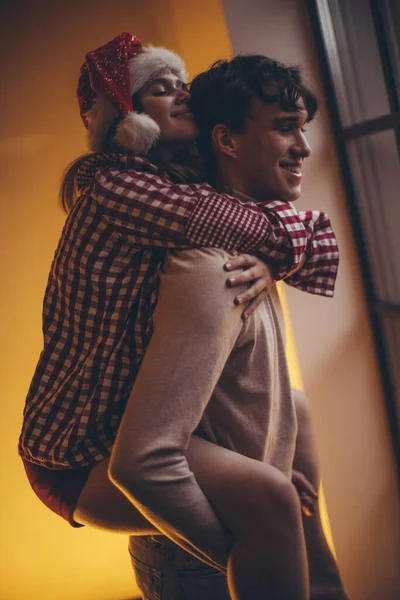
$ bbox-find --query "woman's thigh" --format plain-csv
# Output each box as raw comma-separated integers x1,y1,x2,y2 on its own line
73,456,157,533
74,435,292,539
186,435,294,537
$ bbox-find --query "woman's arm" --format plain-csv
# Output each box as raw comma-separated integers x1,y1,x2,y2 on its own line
281,211,339,297
92,166,307,274
92,166,339,296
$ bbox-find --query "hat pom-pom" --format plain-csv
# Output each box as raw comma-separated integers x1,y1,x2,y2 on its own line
114,112,160,155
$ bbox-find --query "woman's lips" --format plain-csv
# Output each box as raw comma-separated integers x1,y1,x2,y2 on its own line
173,110,193,119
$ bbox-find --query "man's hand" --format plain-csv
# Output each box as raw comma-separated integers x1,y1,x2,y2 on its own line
224,254,275,319
291,469,318,517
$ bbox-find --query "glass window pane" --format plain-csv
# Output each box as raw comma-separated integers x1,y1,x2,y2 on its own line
347,130,400,304
326,0,391,125
381,0,400,102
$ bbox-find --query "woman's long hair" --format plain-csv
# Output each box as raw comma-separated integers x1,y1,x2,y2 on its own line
59,152,92,214
59,145,205,214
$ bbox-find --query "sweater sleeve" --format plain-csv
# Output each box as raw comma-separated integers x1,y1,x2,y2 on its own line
109,248,246,572
92,168,308,274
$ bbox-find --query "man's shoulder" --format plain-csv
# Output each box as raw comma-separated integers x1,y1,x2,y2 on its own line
165,248,236,275
158,248,245,333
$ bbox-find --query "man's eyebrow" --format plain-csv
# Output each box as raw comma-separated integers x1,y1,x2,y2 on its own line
273,115,302,123
272,113,309,126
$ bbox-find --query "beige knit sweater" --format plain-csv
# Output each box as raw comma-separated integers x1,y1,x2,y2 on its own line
111,242,297,571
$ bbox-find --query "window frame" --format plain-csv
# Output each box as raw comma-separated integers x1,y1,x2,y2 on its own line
308,0,400,481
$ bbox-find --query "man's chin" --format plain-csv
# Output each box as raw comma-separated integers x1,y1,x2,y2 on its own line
258,184,301,203
282,187,301,203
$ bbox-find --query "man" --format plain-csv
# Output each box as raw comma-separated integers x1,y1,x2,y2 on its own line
110,55,346,599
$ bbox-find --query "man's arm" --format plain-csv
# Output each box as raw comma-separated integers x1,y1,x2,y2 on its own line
109,248,246,571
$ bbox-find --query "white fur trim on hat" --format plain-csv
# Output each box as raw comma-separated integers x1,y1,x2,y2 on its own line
114,112,160,154
129,46,188,95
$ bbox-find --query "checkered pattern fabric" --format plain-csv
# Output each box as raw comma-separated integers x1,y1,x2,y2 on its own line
18,154,339,468
281,210,339,295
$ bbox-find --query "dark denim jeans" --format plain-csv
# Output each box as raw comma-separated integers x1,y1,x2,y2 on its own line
129,535,231,600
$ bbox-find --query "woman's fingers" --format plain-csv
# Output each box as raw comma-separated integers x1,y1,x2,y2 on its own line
224,253,274,316
291,470,318,518
299,494,315,518
225,254,271,288
227,266,264,287
224,254,252,272
292,470,318,498
235,277,274,308
234,278,266,306
242,290,269,320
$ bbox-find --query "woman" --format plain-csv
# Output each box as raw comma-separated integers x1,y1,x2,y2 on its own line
19,33,339,600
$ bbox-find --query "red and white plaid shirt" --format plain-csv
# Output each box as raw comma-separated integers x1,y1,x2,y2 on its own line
18,154,339,468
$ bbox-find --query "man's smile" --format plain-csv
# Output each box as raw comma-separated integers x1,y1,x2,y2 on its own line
280,162,303,178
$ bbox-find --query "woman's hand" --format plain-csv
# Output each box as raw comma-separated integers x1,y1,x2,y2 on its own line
224,253,275,319
291,469,318,517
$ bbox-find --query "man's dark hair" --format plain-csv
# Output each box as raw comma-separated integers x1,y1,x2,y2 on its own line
189,55,318,170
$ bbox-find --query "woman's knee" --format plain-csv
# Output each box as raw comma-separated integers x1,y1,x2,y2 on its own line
235,467,301,536
260,471,300,520
187,439,301,538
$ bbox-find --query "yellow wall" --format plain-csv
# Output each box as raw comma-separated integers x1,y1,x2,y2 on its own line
278,286,336,557
0,2,233,598
0,1,334,598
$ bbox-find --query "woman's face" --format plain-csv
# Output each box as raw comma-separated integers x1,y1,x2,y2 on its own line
137,73,199,147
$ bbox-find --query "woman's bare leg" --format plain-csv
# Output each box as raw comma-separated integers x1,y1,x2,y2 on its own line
293,388,348,600
75,392,346,599
74,433,309,600
75,248,309,598
73,455,157,534
185,435,309,600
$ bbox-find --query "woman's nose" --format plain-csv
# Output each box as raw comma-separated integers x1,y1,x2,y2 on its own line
175,87,190,104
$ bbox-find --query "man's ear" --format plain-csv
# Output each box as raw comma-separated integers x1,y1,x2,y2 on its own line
211,124,239,160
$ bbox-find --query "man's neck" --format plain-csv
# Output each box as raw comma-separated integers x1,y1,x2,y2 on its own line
220,185,258,204
214,170,261,203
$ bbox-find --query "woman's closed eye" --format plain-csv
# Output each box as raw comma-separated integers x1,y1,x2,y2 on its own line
150,81,189,97
151,85,169,96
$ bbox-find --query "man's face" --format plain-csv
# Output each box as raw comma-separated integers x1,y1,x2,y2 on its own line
230,97,312,202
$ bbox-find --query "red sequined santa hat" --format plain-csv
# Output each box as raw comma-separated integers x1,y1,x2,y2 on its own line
77,32,188,155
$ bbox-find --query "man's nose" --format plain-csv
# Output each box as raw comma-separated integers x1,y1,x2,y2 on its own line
292,132,312,158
